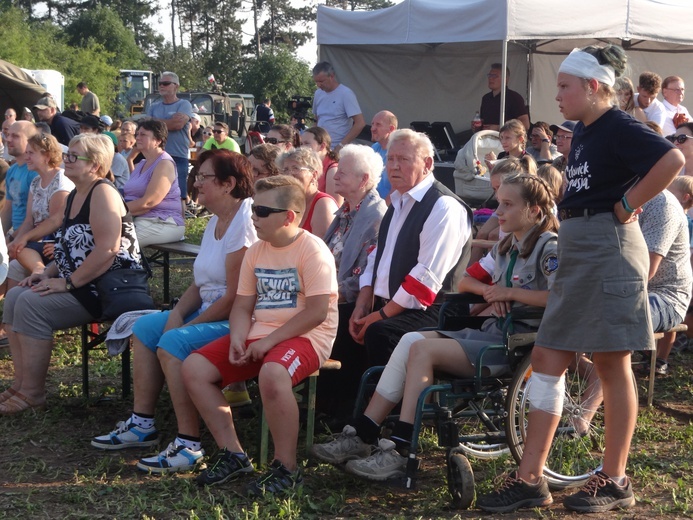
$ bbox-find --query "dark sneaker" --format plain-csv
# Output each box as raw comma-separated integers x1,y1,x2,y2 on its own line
476,471,553,513
654,358,668,376
563,471,635,513
196,448,254,486
246,460,303,496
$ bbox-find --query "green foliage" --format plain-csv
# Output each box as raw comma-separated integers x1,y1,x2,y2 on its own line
325,0,395,10
147,43,209,91
237,47,313,123
64,6,145,69
246,0,314,55
0,7,120,115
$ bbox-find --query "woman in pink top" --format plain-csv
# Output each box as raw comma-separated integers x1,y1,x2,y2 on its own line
276,148,338,238
123,120,185,247
301,126,342,205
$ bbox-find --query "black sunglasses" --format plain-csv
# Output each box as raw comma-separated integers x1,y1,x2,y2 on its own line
666,134,693,144
212,129,224,134
159,81,176,86
265,137,288,145
252,205,297,218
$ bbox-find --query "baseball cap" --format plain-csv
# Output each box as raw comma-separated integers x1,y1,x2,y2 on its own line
191,113,201,122
550,121,577,134
100,115,113,126
34,97,57,110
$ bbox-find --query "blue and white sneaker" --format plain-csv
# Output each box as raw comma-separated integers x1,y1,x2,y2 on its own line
136,441,205,474
91,419,159,450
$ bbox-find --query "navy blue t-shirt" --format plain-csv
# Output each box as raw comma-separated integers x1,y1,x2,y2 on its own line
560,107,675,211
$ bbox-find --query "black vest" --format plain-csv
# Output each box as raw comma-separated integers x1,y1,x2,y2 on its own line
371,180,472,299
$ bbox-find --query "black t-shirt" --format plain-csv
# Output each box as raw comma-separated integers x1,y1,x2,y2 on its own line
50,114,81,147
559,107,675,210
479,88,528,126
256,104,272,123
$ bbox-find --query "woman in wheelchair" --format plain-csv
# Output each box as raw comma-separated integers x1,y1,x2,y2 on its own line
311,173,559,481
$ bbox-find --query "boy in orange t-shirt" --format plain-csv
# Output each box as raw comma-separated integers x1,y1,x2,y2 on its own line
182,175,338,494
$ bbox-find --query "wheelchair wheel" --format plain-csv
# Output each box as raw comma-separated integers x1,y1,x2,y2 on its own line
453,392,510,460
505,353,636,489
447,450,475,509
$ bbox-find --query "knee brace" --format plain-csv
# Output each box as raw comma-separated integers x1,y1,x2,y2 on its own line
375,332,425,402
526,371,565,416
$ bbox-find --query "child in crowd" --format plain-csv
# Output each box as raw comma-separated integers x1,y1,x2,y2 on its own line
181,175,338,494
311,173,559,481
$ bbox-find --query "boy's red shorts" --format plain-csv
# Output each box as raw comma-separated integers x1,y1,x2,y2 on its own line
193,335,320,388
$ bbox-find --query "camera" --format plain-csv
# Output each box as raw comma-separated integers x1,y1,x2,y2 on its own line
288,95,312,115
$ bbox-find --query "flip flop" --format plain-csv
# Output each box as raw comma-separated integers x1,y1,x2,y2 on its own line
0,337,9,347
0,392,46,415
0,387,18,404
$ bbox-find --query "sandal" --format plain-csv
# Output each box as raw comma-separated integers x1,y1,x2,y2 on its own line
0,392,46,415
0,387,18,404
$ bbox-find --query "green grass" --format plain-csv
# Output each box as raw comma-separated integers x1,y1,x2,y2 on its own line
0,217,692,518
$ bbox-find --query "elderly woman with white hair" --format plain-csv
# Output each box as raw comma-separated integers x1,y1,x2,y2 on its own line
325,144,387,303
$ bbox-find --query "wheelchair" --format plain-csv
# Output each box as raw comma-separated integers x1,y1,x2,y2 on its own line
352,293,610,509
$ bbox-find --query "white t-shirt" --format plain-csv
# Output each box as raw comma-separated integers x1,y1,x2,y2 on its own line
662,98,692,136
30,170,74,225
634,94,667,128
313,83,362,145
194,198,257,310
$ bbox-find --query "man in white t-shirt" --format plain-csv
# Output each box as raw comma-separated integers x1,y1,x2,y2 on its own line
634,71,667,129
661,75,691,136
312,62,365,153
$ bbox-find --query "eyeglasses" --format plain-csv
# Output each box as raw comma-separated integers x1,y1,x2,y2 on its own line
266,137,288,145
281,166,311,175
252,205,296,218
203,131,212,136
555,135,572,141
664,87,685,93
159,81,176,86
62,152,90,163
666,134,693,144
195,174,216,182
212,129,224,134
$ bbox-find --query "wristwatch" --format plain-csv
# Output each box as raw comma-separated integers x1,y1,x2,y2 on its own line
65,276,74,291
541,138,550,143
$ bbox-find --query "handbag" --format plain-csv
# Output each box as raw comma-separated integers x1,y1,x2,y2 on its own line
60,181,155,320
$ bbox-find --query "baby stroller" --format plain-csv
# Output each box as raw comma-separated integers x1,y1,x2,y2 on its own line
453,131,503,208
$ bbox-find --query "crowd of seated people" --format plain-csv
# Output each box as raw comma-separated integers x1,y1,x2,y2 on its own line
2,57,693,510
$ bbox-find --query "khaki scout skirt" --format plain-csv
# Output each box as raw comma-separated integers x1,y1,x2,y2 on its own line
535,212,654,352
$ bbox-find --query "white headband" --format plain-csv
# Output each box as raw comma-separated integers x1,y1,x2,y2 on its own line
558,48,616,87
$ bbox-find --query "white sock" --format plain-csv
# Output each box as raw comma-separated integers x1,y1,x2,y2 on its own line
130,413,155,430
175,436,202,452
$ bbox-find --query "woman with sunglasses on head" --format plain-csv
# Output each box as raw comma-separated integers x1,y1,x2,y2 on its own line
122,119,186,247
6,133,74,290
248,143,281,182
276,148,339,238
301,126,342,204
478,45,684,514
92,149,258,473
0,134,146,415
266,124,298,152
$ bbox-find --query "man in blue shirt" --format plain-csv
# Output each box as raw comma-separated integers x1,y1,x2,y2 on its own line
34,97,80,147
146,71,193,203
370,110,397,201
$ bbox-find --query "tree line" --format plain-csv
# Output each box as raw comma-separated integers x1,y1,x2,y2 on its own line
0,0,391,121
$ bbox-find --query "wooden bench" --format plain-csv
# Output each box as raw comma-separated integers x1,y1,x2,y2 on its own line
258,359,342,466
79,322,130,398
146,242,200,303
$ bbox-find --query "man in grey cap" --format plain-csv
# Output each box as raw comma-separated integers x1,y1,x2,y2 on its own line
549,120,577,172
33,97,80,147
146,71,193,204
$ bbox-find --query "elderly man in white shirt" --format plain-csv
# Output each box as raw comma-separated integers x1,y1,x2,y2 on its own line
661,75,691,136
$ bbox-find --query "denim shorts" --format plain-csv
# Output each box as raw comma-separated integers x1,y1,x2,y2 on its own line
649,292,683,333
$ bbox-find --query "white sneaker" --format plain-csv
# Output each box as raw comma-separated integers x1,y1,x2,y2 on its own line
345,438,406,481
91,418,159,450
309,425,371,464
136,441,205,474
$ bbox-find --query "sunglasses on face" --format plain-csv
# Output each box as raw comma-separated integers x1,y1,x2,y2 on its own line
159,81,176,86
666,134,693,144
265,137,288,145
203,131,212,136
212,129,224,134
252,205,298,218
62,152,90,163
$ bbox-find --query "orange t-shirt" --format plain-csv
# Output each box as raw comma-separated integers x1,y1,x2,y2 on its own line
237,231,338,365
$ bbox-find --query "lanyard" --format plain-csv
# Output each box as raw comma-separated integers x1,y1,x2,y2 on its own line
505,248,518,288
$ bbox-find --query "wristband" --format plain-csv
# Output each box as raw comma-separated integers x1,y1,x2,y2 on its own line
541,138,550,143
621,195,635,213
379,307,389,320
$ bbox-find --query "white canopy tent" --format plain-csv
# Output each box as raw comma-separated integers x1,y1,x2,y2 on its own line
317,0,693,133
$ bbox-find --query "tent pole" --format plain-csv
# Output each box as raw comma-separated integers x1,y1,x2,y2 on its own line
500,39,508,127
